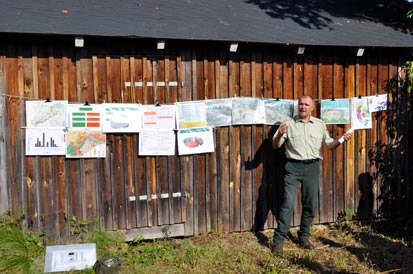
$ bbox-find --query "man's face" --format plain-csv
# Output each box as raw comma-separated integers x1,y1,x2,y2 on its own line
298,96,314,119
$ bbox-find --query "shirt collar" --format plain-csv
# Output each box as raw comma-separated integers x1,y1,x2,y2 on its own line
294,115,314,123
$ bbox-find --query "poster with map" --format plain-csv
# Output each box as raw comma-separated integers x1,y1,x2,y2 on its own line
102,103,142,133
66,129,106,158
206,99,233,127
367,94,387,112
320,99,350,124
264,99,293,125
26,100,67,128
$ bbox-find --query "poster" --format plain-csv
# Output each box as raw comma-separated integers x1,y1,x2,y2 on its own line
25,128,66,156
232,97,263,125
367,94,387,112
102,103,142,133
206,98,233,127
177,127,214,155
351,97,372,130
142,104,176,130
320,99,350,124
66,129,106,158
26,100,67,128
67,104,103,130
176,101,207,129
138,130,176,156
264,99,293,125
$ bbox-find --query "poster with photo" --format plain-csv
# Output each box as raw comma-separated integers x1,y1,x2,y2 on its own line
320,99,350,124
232,97,263,125
177,127,214,155
264,99,293,125
206,98,233,127
351,97,372,130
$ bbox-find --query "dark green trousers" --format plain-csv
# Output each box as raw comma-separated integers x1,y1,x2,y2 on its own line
274,159,320,244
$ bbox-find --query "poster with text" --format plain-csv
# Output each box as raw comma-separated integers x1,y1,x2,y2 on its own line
206,98,233,127
264,99,293,125
142,104,176,130
367,94,387,112
67,104,103,130
138,129,176,156
66,129,106,158
26,100,67,128
351,97,372,130
176,101,207,129
25,128,66,156
320,99,350,124
232,97,263,125
177,127,214,155
102,103,142,133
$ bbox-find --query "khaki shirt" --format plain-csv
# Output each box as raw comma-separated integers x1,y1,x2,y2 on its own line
273,115,334,160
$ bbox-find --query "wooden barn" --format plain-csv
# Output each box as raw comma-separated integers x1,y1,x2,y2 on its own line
0,0,413,242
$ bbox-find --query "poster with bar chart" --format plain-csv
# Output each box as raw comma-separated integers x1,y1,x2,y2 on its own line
67,104,103,130
25,128,66,155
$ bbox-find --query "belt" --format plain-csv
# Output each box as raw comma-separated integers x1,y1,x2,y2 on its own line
287,158,319,164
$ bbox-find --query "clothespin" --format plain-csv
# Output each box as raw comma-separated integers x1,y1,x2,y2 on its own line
331,97,335,101
84,101,90,106
155,101,161,107
276,97,280,101
45,98,51,103
358,95,362,99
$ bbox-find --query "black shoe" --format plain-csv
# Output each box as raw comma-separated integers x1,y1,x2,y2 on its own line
299,239,314,250
271,242,284,254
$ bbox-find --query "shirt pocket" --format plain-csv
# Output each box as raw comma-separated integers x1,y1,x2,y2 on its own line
309,132,324,151
289,132,305,150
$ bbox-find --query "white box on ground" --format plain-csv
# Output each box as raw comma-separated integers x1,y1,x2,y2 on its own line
44,243,96,273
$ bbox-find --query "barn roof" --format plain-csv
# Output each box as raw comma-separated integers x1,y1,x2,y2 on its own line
1,0,413,48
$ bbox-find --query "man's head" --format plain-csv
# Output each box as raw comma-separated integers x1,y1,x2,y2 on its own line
298,95,315,121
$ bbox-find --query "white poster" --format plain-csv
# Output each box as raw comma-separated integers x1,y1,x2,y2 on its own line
67,104,103,130
66,129,106,158
26,100,67,128
44,243,96,273
176,101,207,129
102,103,142,133
351,97,372,130
177,127,214,155
25,128,66,156
367,94,387,112
142,104,176,130
138,130,176,156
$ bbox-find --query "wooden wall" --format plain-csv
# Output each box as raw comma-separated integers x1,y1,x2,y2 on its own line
0,36,411,242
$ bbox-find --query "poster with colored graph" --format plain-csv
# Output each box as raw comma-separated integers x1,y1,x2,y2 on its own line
25,128,66,156
176,101,207,129
67,104,102,130
177,127,214,155
66,129,106,158
320,99,350,125
102,103,142,133
26,100,67,128
367,94,387,112
351,97,372,130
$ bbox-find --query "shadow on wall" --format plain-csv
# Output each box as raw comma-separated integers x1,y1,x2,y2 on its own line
367,75,413,220
244,125,286,232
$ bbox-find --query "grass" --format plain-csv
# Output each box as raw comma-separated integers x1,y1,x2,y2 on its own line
2,214,413,273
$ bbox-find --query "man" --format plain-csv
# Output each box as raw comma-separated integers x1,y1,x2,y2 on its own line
272,94,352,253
